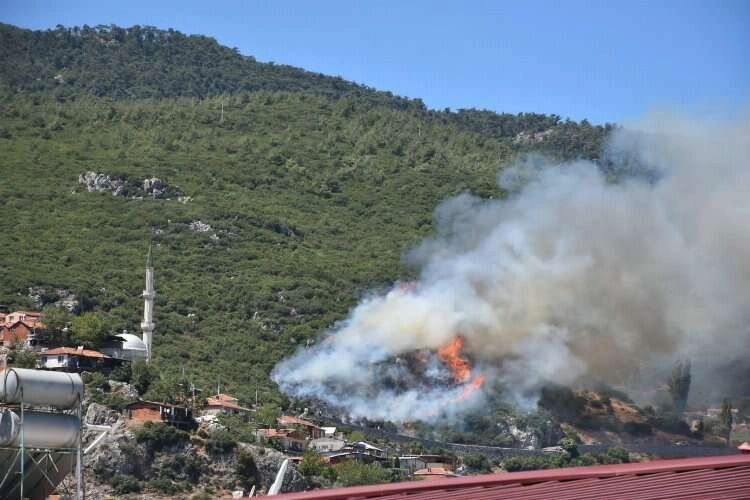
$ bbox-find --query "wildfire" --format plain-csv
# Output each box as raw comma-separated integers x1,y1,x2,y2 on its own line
427,334,486,414
437,334,472,383
457,373,486,402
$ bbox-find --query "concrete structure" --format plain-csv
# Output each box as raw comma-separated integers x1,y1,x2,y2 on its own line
309,436,346,453
141,246,156,363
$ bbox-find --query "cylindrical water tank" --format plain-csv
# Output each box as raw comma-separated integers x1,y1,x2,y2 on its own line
1,368,84,409
0,409,80,448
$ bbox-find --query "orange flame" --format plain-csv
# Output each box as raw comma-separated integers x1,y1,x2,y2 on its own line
457,373,486,402
438,334,472,383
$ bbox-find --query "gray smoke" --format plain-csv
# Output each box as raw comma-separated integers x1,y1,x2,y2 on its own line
273,113,750,421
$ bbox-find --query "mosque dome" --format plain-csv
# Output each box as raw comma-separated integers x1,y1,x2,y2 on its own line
115,333,147,351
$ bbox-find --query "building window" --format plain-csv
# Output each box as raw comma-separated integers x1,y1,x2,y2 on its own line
58,355,64,363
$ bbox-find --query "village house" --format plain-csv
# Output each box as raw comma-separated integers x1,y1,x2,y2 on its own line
202,393,253,420
278,415,324,439
256,428,306,452
126,400,194,428
309,436,347,453
321,426,342,438
38,346,116,371
2,310,43,327
1,310,46,348
351,441,386,459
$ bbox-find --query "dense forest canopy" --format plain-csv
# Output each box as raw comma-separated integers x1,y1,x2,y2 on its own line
0,23,610,405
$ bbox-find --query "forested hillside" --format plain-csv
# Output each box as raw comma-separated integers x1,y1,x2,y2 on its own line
0,23,610,406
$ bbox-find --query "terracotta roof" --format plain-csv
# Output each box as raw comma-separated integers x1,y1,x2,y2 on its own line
3,320,45,330
278,415,321,429
205,393,251,411
269,454,750,499
263,428,304,439
42,347,109,359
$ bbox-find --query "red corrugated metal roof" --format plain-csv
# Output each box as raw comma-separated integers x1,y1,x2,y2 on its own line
270,454,750,499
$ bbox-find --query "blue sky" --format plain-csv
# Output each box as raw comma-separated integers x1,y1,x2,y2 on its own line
2,0,748,124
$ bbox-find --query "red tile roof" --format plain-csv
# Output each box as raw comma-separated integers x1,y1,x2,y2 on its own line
205,393,251,411
42,347,109,359
270,454,750,499
278,415,321,429
264,428,301,438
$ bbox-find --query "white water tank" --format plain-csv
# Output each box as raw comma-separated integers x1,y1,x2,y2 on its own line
0,409,80,448
1,368,84,409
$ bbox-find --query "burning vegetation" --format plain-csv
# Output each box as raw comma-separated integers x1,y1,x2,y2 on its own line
273,115,750,423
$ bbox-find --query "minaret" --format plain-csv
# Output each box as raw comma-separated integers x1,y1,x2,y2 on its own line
141,245,155,363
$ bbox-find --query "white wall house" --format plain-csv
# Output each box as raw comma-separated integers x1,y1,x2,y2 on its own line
309,437,347,452
38,346,109,370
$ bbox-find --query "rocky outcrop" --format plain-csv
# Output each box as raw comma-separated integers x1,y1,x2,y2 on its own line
27,286,79,311
78,404,306,498
78,171,125,196
78,172,184,199
189,220,213,232
190,220,220,240
142,177,166,197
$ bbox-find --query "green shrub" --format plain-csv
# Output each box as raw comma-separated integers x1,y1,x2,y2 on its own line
110,475,142,494
502,455,561,472
148,478,185,494
605,447,630,463
134,422,189,451
236,450,259,489
333,461,390,487
299,450,327,478
205,429,237,455
463,454,492,473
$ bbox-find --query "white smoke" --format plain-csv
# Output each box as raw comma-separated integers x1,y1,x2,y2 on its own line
273,113,750,421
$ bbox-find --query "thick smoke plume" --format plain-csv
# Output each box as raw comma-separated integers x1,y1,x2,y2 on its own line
273,114,750,422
